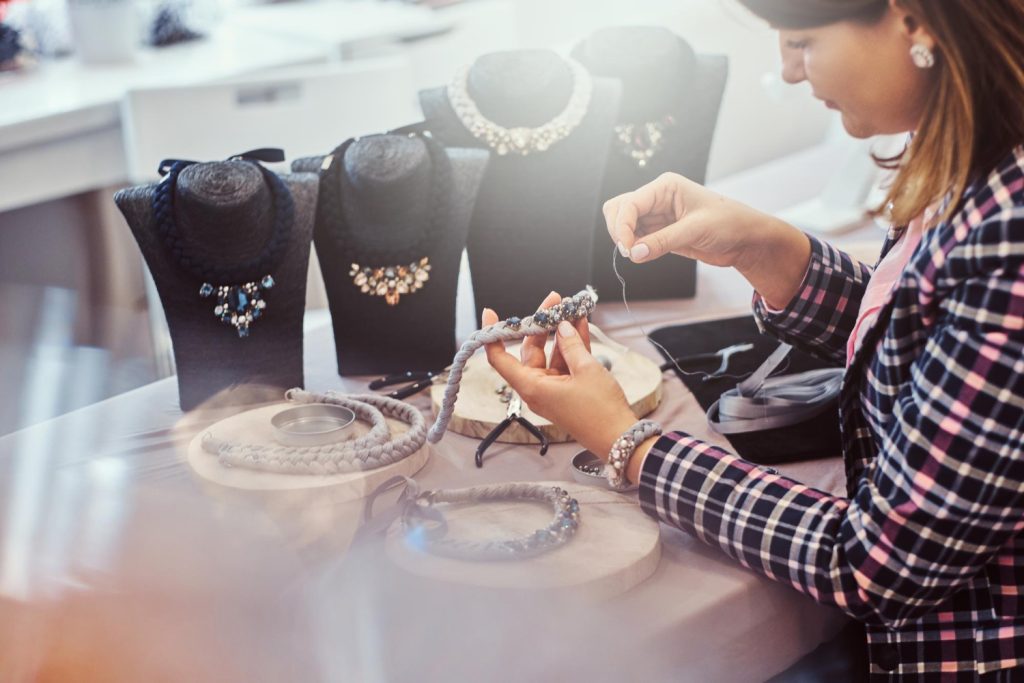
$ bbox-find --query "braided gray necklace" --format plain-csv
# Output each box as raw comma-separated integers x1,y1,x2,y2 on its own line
427,286,598,443
201,389,426,475
365,476,580,561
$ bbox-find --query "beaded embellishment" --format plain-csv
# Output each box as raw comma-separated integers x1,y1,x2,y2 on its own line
199,275,275,338
349,257,431,307
401,483,581,561
614,115,675,169
318,133,450,307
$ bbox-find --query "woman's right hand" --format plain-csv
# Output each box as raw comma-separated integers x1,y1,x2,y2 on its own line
603,172,812,309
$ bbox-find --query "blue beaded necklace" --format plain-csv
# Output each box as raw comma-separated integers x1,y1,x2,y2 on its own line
152,150,294,338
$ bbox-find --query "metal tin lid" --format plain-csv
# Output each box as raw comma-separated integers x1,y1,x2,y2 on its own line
570,450,638,491
271,403,357,447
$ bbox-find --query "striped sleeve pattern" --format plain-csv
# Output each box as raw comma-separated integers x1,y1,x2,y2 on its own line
752,235,874,365
639,212,1024,630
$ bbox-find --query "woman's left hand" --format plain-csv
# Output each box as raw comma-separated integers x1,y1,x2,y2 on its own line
482,291,638,457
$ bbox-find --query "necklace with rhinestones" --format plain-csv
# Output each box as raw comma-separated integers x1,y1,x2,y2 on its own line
446,59,593,156
364,476,580,561
317,132,452,306
151,153,294,339
614,115,676,169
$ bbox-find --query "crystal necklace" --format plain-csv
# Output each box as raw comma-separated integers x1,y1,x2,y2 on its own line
613,115,676,169
317,132,452,306
446,59,593,156
364,476,580,561
151,151,294,338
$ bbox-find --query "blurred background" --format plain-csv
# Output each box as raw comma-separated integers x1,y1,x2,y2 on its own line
0,0,880,436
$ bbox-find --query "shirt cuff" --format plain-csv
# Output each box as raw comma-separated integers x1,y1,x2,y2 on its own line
751,234,821,334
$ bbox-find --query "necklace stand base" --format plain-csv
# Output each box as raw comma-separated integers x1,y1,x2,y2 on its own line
186,403,429,500
384,480,660,600
429,337,662,446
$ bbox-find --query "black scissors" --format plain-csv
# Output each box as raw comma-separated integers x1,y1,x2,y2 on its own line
368,369,446,400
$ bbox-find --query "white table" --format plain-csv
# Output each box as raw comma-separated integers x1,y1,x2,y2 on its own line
0,243,890,681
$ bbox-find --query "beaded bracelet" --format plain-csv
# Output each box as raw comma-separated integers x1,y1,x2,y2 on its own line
201,389,426,475
428,286,598,443
606,420,663,490
365,476,581,561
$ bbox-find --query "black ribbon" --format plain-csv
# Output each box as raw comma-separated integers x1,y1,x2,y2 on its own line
157,147,286,176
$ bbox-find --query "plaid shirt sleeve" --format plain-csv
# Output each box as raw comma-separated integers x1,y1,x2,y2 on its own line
640,215,1024,629
752,234,874,365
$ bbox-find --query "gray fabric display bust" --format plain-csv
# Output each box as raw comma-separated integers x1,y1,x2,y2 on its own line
419,50,621,321
115,162,317,410
572,27,728,301
293,134,488,376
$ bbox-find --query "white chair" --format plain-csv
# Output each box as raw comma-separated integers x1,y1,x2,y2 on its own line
120,58,420,375
121,58,419,182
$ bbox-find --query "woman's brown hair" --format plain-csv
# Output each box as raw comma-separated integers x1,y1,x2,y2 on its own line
738,0,1024,226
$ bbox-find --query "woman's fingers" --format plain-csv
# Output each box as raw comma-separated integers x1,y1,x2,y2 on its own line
603,173,692,263
521,291,560,369
576,314,591,352
486,290,590,380
482,307,537,395
486,343,537,397
602,196,628,253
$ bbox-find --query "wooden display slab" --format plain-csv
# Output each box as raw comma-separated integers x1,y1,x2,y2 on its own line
430,339,662,444
187,403,428,501
385,481,660,600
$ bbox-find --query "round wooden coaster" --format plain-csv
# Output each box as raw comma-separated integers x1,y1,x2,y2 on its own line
186,403,428,501
385,481,660,600
430,339,662,444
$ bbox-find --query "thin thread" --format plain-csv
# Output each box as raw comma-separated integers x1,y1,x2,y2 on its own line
611,247,749,382
611,248,838,431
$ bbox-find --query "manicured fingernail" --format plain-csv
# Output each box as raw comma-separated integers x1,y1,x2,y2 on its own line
617,241,629,258
558,321,576,337
630,243,650,262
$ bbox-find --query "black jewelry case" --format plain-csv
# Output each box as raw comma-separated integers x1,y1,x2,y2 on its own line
648,315,843,465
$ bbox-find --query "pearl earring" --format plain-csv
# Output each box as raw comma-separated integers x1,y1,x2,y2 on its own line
910,43,935,69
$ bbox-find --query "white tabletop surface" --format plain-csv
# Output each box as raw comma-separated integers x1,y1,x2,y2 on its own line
0,233,885,681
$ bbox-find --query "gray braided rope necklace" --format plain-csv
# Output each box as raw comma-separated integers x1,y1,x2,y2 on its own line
364,475,581,561
201,389,426,475
427,286,598,443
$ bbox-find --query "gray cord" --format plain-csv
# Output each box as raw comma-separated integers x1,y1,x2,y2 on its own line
364,476,581,561
427,287,598,443
201,389,426,474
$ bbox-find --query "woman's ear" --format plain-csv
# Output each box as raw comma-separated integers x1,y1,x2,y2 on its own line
888,0,937,50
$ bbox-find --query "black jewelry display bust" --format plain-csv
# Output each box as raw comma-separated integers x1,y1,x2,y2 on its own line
572,27,728,301
419,50,621,321
292,134,488,376
115,162,317,410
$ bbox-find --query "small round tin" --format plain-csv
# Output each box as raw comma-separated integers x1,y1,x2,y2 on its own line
271,404,357,447
570,450,637,491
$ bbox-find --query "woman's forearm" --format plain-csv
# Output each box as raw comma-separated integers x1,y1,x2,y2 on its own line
734,216,812,310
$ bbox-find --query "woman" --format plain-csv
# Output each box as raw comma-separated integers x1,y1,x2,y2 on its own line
482,0,1024,680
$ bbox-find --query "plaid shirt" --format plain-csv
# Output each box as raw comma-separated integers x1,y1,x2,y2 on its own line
639,145,1024,681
